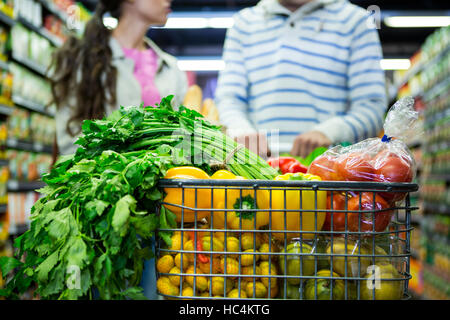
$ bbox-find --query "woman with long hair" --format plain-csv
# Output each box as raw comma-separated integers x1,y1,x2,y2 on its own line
51,0,187,156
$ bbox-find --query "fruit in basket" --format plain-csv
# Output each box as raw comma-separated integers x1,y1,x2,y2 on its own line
241,249,260,267
185,266,208,291
372,151,413,202
220,257,240,277
225,236,240,258
258,242,278,261
271,172,327,241
305,270,345,300
174,252,190,271
202,236,224,253
228,288,248,298
162,166,212,223
209,276,234,296
211,170,270,230
347,192,393,232
169,231,188,251
168,266,182,286
156,254,175,274
334,152,375,181
308,154,339,181
245,281,267,298
286,283,301,299
181,286,194,298
322,192,347,231
360,263,404,300
279,241,315,285
157,276,180,296
240,233,261,251
259,261,278,289
326,238,370,277
241,265,262,282
198,257,221,274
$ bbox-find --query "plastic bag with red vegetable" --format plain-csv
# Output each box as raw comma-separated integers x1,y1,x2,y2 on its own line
308,97,420,203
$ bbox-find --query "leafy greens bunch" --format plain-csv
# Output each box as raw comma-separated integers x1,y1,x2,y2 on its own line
0,96,277,300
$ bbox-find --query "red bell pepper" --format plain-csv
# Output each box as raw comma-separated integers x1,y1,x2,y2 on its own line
267,156,307,174
187,231,209,264
286,161,308,174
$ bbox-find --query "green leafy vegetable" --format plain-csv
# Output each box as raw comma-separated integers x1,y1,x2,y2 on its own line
0,95,278,300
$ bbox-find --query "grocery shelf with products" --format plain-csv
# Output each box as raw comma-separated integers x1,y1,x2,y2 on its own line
0,0,90,279
393,25,450,300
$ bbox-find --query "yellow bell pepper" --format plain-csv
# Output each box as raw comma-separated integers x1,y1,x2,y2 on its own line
271,172,326,241
162,166,212,223
211,170,270,230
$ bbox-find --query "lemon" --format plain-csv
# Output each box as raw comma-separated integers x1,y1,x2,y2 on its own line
157,255,175,274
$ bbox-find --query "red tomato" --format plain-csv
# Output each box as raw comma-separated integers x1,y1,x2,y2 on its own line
334,153,375,181
322,193,348,231
347,192,392,233
308,155,338,181
372,151,413,202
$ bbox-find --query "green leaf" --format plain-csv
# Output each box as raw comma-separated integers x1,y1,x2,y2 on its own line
85,199,110,221
36,250,59,282
68,159,97,174
121,287,148,300
66,237,88,269
130,214,158,239
0,257,23,276
112,195,136,236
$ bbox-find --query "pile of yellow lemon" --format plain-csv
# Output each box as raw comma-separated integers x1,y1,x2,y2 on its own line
156,231,280,299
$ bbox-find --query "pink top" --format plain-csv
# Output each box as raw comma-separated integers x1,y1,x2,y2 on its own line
122,47,161,107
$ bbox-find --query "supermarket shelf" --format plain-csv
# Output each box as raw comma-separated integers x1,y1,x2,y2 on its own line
0,59,9,71
391,45,450,100
424,173,450,182
16,16,63,47
38,0,69,25
422,202,449,215
0,103,13,116
424,76,450,102
7,180,46,192
0,204,7,214
0,11,15,27
8,223,29,236
12,95,55,117
10,52,48,77
6,138,54,154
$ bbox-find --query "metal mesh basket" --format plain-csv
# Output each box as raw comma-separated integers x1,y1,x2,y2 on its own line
155,178,418,300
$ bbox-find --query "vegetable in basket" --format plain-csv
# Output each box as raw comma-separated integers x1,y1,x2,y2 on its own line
162,166,212,223
0,96,279,300
307,97,419,203
271,172,327,241
267,156,307,174
304,270,345,300
210,170,270,230
322,192,393,233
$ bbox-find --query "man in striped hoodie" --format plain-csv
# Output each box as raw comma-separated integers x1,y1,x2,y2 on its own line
215,0,387,158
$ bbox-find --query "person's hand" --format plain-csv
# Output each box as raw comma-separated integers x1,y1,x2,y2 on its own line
290,131,332,158
234,133,271,159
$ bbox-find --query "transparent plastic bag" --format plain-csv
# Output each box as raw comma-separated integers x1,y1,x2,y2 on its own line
308,97,419,196
308,97,420,233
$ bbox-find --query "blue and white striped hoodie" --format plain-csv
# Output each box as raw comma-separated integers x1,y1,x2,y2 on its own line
215,0,387,152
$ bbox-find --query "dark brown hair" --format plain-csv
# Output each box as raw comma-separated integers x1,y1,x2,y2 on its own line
50,0,123,136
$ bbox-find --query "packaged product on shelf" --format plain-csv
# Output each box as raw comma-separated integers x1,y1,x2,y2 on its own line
0,25,8,61
10,24,30,59
10,63,53,106
7,107,30,140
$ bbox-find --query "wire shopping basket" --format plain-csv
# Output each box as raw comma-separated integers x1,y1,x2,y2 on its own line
155,178,419,300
